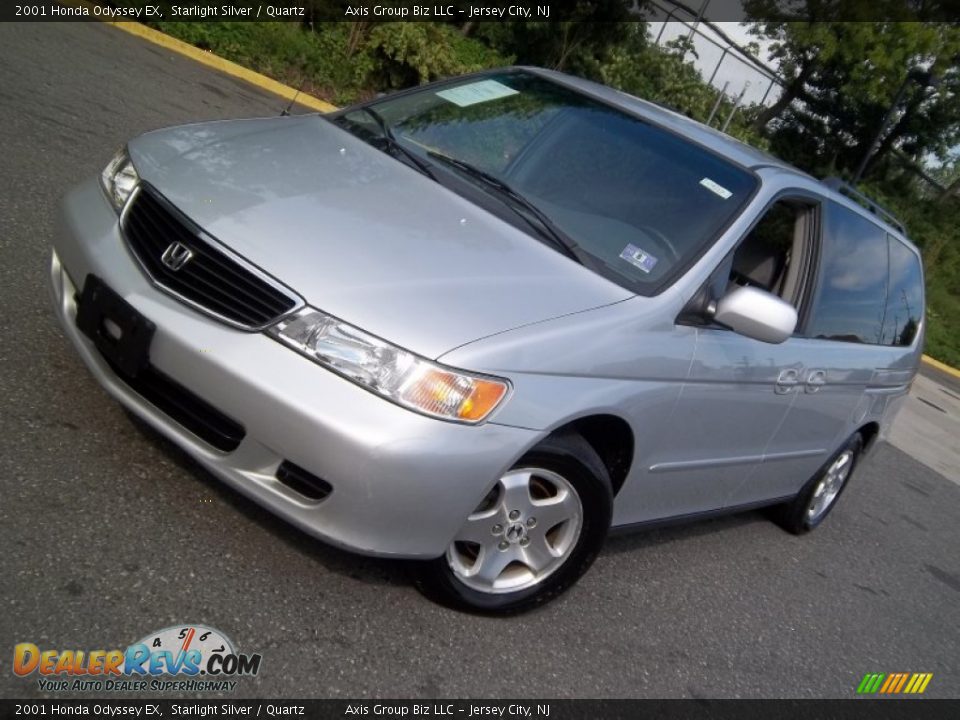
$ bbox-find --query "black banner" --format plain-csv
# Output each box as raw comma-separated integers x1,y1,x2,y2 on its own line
4,700,960,720
2,0,958,23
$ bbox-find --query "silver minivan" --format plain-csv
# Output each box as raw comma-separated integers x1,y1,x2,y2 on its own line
50,68,923,612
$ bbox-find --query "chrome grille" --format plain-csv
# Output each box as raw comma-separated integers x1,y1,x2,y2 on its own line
121,185,299,329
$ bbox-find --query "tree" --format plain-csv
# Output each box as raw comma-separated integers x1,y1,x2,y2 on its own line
932,155,960,204
745,6,960,180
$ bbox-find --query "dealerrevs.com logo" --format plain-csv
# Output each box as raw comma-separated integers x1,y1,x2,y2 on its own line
13,624,262,693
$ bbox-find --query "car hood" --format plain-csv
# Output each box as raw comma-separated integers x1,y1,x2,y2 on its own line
127,116,631,358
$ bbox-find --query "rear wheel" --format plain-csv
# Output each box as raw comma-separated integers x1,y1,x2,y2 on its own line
773,434,863,534
417,432,612,614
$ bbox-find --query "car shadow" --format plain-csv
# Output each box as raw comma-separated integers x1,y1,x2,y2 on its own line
603,509,774,555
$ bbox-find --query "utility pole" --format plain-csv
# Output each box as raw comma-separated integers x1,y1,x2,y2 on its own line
721,82,750,132
706,81,730,126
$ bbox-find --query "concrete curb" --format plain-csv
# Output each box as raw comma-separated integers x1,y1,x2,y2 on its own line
64,0,337,113
922,354,960,380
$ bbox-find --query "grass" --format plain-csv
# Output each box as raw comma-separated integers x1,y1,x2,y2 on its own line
149,22,362,104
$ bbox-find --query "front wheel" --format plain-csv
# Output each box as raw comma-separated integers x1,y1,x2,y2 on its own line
417,432,612,614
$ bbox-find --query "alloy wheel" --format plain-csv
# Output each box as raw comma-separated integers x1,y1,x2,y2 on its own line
807,449,854,522
446,468,583,594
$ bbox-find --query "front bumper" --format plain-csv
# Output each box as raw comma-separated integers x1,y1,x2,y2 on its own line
49,177,539,558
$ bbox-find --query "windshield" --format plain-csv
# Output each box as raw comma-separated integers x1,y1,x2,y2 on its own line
332,71,757,295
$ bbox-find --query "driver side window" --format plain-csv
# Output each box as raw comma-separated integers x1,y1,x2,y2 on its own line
678,196,821,328
728,198,818,310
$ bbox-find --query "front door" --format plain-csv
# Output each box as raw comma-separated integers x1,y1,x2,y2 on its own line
656,327,802,516
627,196,823,521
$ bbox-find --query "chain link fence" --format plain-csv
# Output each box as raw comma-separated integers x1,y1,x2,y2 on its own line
643,0,783,128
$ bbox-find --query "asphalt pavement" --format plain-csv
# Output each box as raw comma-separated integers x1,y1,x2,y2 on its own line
1,22,959,699
889,367,960,486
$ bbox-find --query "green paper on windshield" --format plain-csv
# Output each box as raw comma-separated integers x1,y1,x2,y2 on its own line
436,80,519,107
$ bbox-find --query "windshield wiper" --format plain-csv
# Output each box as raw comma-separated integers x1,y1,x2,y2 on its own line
358,106,437,181
425,151,584,265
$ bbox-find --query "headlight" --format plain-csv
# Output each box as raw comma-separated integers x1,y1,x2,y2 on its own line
269,309,509,424
100,147,139,211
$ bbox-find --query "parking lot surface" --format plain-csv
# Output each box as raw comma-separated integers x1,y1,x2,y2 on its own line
1,21,958,699
889,367,960,486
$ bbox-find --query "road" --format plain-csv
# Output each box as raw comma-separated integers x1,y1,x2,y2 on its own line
1,21,959,699
890,365,960,486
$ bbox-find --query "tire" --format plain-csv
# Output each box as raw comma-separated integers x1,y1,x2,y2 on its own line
773,433,863,535
417,431,613,614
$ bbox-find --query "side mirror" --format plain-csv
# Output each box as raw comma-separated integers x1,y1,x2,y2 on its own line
713,286,797,344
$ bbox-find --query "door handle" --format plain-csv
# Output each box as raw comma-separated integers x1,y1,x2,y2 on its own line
805,369,827,393
775,368,801,394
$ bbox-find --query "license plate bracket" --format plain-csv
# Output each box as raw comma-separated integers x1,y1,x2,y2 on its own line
76,275,155,378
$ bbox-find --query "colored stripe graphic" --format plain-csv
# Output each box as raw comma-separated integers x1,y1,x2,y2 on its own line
879,674,897,693
857,672,932,694
857,673,886,694
906,673,933,694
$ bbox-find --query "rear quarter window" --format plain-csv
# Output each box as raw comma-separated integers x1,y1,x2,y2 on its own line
806,202,889,344
881,236,924,347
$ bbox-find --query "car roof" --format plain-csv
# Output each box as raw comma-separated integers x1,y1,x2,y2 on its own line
518,67,915,247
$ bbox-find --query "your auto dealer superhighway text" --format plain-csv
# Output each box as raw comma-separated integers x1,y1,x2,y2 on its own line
346,705,545,717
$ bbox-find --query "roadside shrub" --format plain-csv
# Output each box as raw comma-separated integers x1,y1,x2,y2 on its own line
152,22,510,103
363,23,511,90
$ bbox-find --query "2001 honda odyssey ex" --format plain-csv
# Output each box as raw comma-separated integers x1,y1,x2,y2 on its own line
50,67,923,612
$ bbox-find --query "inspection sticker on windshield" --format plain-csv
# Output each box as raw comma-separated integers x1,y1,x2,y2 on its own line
436,80,519,107
619,244,659,274
700,177,733,199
